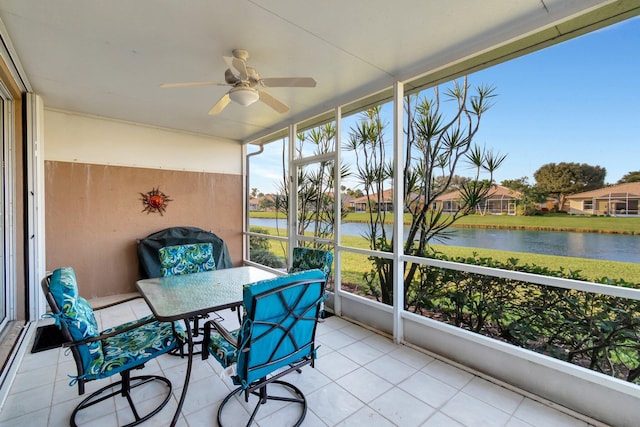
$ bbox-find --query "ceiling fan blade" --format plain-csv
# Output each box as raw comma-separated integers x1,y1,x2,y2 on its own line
258,90,289,113
224,56,248,81
208,93,231,115
260,77,317,88
160,81,227,88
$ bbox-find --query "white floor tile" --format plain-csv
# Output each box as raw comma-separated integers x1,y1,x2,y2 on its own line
0,300,602,427
256,398,309,426
421,411,466,427
505,417,535,427
339,340,385,365
420,359,474,389
461,377,524,415
336,367,393,403
320,315,353,331
440,392,511,427
10,363,57,394
513,399,589,427
339,323,374,340
365,354,417,384
307,382,364,425
284,363,333,395
369,387,436,427
317,329,359,350
361,333,397,354
388,345,435,370
314,350,360,380
0,407,49,427
178,373,229,415
0,383,54,422
335,406,396,427
397,370,458,408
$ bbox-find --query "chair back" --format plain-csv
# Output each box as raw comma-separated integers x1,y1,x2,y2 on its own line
236,269,326,386
158,242,216,277
137,226,233,278
289,247,333,279
41,267,104,379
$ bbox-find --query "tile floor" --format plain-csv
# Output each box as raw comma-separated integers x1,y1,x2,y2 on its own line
0,298,605,427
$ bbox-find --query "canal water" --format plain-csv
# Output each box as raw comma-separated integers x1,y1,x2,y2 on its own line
249,218,640,264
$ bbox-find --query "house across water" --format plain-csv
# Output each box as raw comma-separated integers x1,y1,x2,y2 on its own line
434,184,522,215
567,182,640,216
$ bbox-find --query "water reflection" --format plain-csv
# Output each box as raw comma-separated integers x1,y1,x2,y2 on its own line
250,218,640,263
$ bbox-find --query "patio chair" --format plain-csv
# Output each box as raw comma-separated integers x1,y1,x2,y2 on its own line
289,247,333,319
158,242,216,277
138,226,234,327
136,226,233,279
41,267,185,427
289,246,333,279
202,269,326,427
158,242,223,343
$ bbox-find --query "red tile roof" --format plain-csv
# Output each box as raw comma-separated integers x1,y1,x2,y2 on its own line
566,182,640,199
435,184,522,201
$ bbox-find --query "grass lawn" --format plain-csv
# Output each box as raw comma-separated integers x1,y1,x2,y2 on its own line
250,211,640,234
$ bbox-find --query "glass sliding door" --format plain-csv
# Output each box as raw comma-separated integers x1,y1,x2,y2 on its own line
290,120,338,290
0,98,6,329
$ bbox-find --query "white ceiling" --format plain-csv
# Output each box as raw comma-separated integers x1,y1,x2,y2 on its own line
0,0,636,143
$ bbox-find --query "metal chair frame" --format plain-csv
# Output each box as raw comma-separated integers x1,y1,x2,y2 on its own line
41,273,182,427
203,274,325,427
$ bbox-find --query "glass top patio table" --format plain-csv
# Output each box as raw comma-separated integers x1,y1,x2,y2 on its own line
136,266,277,321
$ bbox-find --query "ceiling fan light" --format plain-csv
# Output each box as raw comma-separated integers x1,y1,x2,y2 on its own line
229,87,259,106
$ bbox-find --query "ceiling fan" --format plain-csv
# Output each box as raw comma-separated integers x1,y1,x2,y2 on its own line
160,49,316,115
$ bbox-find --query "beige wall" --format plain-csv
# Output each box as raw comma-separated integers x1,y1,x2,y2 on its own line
45,109,241,174
44,111,244,298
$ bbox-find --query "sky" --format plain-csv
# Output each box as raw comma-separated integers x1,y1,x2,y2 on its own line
250,16,640,194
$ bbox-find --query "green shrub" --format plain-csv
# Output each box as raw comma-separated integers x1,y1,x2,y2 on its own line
248,227,285,268
406,251,640,383
249,248,285,269
249,226,271,251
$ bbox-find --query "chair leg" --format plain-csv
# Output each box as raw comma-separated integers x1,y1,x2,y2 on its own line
193,316,200,337
232,305,242,324
70,371,172,427
217,380,307,427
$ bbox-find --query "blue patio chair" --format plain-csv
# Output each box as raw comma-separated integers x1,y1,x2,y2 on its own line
159,242,223,343
136,226,233,280
290,247,333,319
203,269,326,426
289,246,333,278
158,242,216,277
41,267,185,427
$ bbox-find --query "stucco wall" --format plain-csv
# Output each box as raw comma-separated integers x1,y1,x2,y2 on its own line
44,110,244,298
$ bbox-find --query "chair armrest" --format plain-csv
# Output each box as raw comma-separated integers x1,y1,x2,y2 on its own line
64,316,157,347
89,293,144,310
212,320,238,348
202,319,238,360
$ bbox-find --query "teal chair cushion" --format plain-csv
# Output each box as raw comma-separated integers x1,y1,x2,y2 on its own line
208,329,241,368
289,247,333,279
50,266,80,311
48,267,185,382
239,269,325,385
99,314,185,379
159,242,216,277
49,268,104,378
206,269,326,386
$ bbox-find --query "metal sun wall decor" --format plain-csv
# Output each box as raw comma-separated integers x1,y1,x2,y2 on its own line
140,187,172,216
